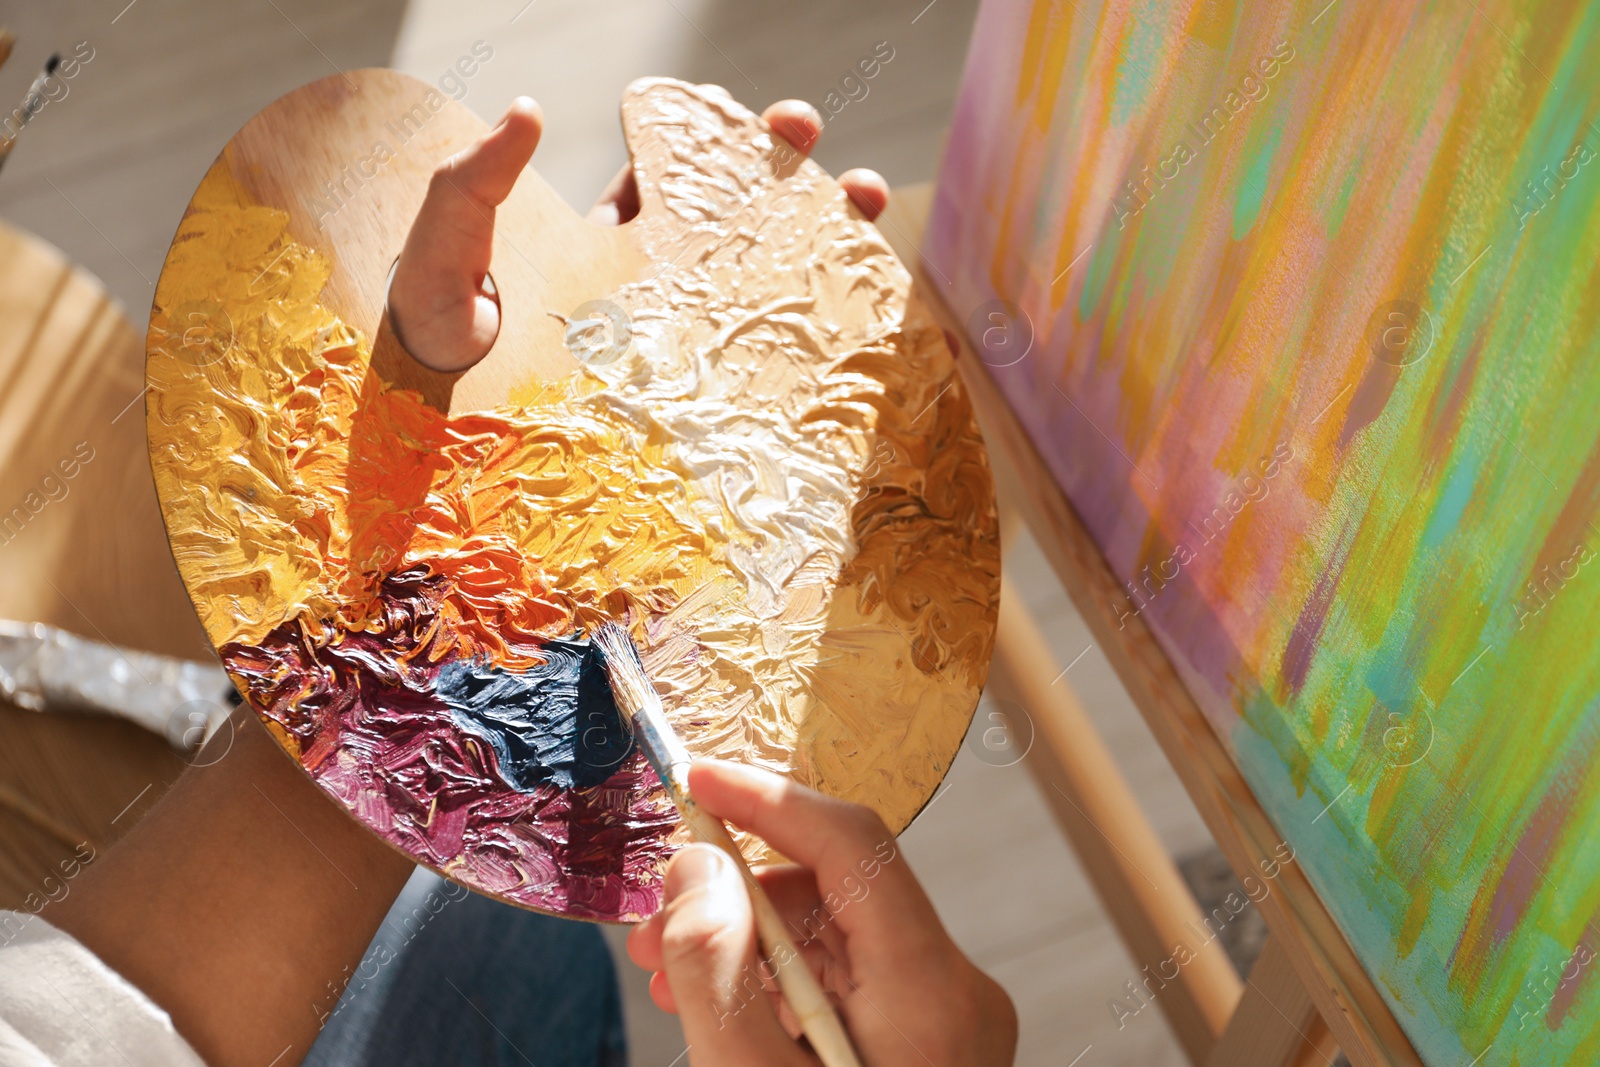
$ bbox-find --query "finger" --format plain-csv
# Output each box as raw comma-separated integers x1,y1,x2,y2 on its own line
687,761,942,942
648,969,678,1014
838,167,889,221
627,911,665,973
656,843,809,1064
755,866,857,1013
401,99,541,289
628,864,823,973
438,96,542,214
755,866,848,960
756,866,823,937
631,867,843,1016
646,952,793,1023
389,96,542,372
761,99,822,157
586,162,640,226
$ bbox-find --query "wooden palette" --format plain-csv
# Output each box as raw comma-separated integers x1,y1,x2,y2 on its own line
145,70,1000,922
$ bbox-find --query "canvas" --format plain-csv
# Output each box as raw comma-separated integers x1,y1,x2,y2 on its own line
928,0,1600,1061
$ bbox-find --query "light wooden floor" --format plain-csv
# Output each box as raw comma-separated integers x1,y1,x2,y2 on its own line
0,3,1221,1064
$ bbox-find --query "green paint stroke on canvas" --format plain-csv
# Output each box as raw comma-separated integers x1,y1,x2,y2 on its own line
928,0,1600,1062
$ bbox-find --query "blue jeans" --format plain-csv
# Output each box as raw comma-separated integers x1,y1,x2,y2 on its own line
305,869,627,1067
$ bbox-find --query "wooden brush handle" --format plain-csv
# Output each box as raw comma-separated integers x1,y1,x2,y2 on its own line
680,801,864,1067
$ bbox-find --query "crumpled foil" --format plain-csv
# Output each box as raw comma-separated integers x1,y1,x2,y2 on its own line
0,620,236,751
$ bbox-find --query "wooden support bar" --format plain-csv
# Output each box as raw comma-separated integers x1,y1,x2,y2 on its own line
988,575,1242,1063
1206,936,1338,1067
1292,1016,1343,1067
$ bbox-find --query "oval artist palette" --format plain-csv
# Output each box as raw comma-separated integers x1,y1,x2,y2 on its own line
145,70,1000,922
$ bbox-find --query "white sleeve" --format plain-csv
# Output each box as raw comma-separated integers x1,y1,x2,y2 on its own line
0,912,207,1067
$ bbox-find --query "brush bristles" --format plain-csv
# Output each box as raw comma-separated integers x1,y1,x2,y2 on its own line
592,620,655,721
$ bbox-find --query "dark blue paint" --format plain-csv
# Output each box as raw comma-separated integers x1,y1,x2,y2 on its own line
437,636,634,792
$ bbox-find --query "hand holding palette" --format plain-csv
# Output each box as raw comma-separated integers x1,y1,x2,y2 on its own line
145,72,1000,922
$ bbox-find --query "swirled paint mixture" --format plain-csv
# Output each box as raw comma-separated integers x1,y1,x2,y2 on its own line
148,79,999,921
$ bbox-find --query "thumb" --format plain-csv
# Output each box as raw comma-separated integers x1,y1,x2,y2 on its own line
388,96,542,372
658,844,810,1066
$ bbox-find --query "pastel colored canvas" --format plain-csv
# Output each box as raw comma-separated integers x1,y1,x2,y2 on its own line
928,0,1600,1060
147,73,999,923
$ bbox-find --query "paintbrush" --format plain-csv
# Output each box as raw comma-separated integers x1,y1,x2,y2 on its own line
0,52,61,175
591,620,863,1067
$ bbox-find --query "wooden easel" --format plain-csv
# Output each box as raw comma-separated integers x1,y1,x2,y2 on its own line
880,185,1423,1067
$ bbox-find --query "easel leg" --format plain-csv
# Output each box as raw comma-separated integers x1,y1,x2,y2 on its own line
1205,935,1342,1067
988,575,1243,1062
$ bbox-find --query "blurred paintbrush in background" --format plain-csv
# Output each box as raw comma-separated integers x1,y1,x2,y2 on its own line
0,47,61,175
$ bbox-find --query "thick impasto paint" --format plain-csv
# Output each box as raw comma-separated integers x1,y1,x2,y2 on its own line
929,0,1600,1060
148,79,1000,923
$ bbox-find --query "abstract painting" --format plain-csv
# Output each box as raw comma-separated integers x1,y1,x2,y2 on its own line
147,75,999,922
929,0,1600,1060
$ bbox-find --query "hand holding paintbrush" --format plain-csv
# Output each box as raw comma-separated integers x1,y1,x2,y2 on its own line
594,621,865,1067
594,621,1017,1066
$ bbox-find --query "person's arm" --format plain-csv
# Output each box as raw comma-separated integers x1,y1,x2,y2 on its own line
43,712,412,1067
628,760,1019,1066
